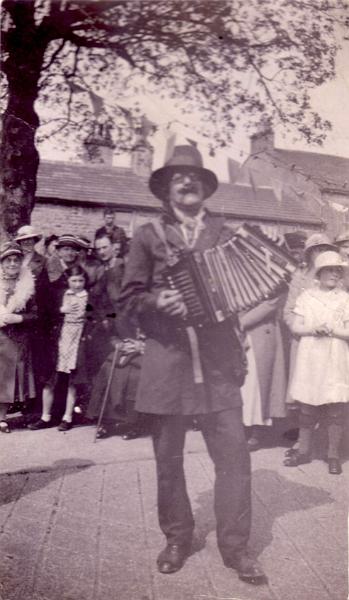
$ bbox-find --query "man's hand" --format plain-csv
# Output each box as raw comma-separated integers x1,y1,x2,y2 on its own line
156,289,188,318
121,339,141,354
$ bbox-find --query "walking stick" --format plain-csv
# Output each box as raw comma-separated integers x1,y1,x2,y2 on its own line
93,342,122,443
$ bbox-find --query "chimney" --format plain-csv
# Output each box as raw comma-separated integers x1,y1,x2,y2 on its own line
250,128,274,156
83,120,114,166
131,139,154,177
130,114,156,177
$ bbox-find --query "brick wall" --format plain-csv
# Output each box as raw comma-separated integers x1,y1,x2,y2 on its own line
31,200,312,252
31,201,157,243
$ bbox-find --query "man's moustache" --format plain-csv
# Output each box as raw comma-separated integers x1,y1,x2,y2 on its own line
179,185,198,194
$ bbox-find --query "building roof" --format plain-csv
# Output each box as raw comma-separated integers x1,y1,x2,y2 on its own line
268,149,349,194
248,129,349,194
36,160,323,227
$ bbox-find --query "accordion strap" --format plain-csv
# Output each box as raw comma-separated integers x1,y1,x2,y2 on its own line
186,325,204,384
151,219,177,264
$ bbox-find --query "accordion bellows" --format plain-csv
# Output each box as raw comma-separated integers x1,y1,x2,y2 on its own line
164,224,296,326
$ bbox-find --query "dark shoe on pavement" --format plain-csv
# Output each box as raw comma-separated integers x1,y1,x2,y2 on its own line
27,419,53,430
284,450,311,467
122,429,142,440
0,421,11,434
328,458,342,475
283,428,299,441
114,422,133,436
58,420,72,432
284,447,298,458
227,553,267,585
157,543,190,574
247,436,261,452
96,425,113,439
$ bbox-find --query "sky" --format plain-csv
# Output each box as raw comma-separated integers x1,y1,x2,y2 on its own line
39,38,349,182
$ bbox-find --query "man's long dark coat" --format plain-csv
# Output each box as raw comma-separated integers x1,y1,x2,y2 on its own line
117,212,243,415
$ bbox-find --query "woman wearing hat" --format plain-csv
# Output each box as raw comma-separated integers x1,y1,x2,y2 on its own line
284,251,349,474
0,242,37,432
28,234,83,430
282,233,338,440
284,233,337,331
15,225,46,278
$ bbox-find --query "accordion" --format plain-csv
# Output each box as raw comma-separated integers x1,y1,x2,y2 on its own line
163,224,296,326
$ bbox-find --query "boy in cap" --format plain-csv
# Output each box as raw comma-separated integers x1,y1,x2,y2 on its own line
117,146,266,584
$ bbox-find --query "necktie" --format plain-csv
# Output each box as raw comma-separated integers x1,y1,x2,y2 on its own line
184,222,196,247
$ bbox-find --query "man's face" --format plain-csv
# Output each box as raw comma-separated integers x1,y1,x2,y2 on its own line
95,236,114,262
168,170,205,212
104,212,115,227
57,245,79,266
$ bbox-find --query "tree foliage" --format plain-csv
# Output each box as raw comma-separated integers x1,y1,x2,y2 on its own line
0,0,348,235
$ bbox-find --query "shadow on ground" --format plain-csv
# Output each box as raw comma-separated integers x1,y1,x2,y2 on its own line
191,468,334,557
0,459,95,506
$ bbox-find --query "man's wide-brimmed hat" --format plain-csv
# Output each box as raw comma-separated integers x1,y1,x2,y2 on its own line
56,234,81,250
0,241,23,262
304,233,336,255
149,145,218,201
15,225,42,243
314,250,347,274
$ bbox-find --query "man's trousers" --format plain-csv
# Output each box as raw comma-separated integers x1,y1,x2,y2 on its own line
151,407,251,563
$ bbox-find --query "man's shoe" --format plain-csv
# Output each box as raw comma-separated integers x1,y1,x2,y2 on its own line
114,422,132,436
58,420,73,432
328,458,342,475
227,553,267,585
283,450,311,467
27,419,53,430
96,425,113,439
122,429,142,440
157,544,190,574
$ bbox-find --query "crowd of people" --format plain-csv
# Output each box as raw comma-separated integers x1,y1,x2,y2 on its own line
0,208,147,440
1,145,348,584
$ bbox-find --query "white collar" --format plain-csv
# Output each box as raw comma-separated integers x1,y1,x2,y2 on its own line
65,289,88,298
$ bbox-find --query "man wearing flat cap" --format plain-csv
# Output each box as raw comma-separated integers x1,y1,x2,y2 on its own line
117,146,266,584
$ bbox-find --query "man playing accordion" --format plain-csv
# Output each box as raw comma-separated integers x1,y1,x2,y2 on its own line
117,145,267,585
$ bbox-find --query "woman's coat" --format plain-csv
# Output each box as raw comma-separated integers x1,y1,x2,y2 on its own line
0,266,37,404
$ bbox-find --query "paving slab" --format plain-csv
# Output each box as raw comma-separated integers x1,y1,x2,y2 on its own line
0,425,347,600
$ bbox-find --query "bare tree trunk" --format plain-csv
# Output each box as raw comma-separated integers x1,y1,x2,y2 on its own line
0,0,48,241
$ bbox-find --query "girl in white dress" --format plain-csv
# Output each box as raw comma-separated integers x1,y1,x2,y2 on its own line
284,251,349,474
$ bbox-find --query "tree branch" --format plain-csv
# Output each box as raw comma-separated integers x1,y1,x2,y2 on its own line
41,38,66,73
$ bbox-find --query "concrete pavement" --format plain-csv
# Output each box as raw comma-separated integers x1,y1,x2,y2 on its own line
0,423,348,600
